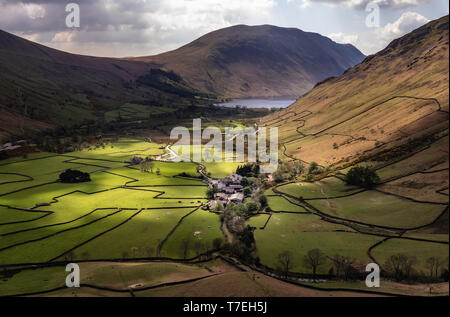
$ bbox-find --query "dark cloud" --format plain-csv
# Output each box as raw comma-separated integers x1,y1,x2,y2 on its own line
305,0,432,10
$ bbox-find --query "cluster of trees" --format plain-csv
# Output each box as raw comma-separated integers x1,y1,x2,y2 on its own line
206,184,219,200
345,166,380,188
272,161,304,183
275,249,449,283
236,163,260,177
384,254,449,282
140,158,160,175
59,169,91,183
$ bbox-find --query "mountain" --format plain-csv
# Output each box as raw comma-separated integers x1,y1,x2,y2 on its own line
261,15,449,171
132,25,366,98
0,30,210,142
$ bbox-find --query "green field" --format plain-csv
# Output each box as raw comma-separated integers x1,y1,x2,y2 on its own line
267,196,309,213
372,238,449,273
161,209,223,259
253,213,380,274
276,177,361,199
0,136,448,296
0,138,213,267
308,190,445,229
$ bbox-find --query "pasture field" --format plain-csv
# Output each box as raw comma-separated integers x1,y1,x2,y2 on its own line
0,260,225,297
248,214,271,229
371,238,449,273
0,138,213,268
302,280,449,296
161,209,223,259
307,190,446,229
276,177,361,199
71,208,196,260
171,144,241,178
267,196,309,213
376,136,449,181
0,206,45,224
0,135,448,297
252,213,379,274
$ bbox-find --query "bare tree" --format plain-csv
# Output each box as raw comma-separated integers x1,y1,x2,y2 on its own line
303,249,327,282
180,239,190,259
331,255,355,280
385,254,418,281
277,251,293,279
426,257,443,279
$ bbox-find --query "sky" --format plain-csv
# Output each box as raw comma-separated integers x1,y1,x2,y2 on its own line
0,0,448,57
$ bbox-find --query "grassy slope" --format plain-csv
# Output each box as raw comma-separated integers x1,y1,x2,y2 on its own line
262,16,449,168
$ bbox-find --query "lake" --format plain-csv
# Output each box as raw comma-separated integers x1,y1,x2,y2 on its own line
215,98,296,109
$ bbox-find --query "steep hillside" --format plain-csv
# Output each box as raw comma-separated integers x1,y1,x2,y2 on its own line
0,30,210,142
133,25,365,98
262,15,449,170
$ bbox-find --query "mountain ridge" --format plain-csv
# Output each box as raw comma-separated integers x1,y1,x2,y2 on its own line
261,15,449,169
132,24,366,98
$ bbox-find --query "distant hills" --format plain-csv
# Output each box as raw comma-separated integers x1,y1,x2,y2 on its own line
132,24,366,98
0,30,209,142
261,15,449,168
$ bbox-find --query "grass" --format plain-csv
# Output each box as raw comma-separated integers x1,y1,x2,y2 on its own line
247,214,271,229
267,196,308,213
161,209,222,259
276,177,360,199
372,238,449,273
253,213,378,274
0,206,45,224
308,190,445,229
0,261,213,296
0,266,66,296
0,208,140,265
302,280,449,296
72,208,197,260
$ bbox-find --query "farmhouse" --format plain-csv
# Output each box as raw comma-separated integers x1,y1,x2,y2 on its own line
229,193,244,204
208,173,248,208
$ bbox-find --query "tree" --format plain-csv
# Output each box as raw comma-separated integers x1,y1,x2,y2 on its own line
240,177,250,187
277,251,293,278
140,158,154,173
303,249,327,282
245,201,259,214
206,184,219,200
180,239,190,259
257,194,268,208
345,166,380,188
384,254,417,281
243,187,252,197
239,226,255,248
308,162,319,175
213,238,223,250
426,257,443,279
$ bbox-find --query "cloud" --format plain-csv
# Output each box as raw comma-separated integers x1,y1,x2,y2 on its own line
0,0,277,56
303,0,432,10
328,32,359,45
375,11,430,43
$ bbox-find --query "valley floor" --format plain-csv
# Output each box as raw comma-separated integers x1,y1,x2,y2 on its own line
0,137,448,297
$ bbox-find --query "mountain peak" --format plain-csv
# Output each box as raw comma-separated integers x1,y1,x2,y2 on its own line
133,25,365,98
